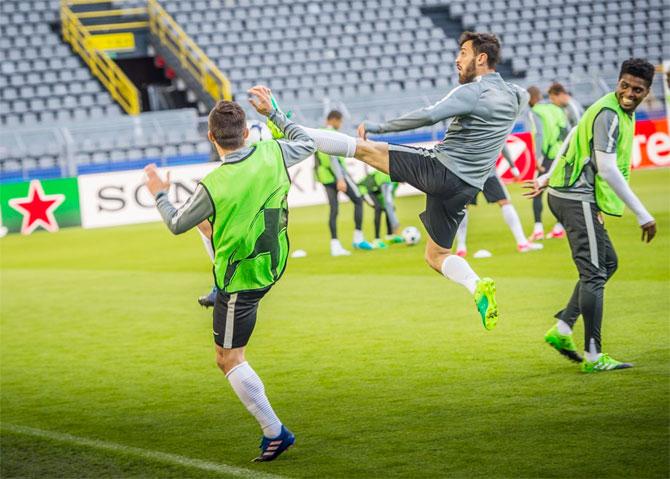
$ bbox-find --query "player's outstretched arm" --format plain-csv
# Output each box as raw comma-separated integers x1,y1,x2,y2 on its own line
248,85,316,168
594,150,656,242
360,83,479,136
144,164,213,235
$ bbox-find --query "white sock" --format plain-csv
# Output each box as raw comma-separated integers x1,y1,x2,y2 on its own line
304,127,357,158
353,229,364,244
501,204,528,246
456,210,468,250
534,222,544,233
198,228,215,262
440,255,480,295
226,362,282,438
585,338,602,362
557,320,572,335
552,223,565,233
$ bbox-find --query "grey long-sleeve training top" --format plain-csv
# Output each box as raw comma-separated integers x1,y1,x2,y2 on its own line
363,72,529,190
154,109,315,234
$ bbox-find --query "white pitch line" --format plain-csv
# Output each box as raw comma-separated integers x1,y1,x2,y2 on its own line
1,423,289,479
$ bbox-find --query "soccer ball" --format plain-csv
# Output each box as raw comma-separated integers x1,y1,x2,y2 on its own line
245,120,272,146
402,226,421,245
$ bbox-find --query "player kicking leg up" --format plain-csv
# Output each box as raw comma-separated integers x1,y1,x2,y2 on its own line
274,32,529,328
145,87,317,460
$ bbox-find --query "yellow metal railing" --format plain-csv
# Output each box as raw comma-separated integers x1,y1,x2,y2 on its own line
60,1,141,115
147,0,231,102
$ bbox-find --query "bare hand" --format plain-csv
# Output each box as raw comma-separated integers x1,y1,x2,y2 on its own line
357,122,368,140
641,220,656,243
144,163,170,197
510,166,521,180
247,85,273,116
522,179,545,198
336,179,347,192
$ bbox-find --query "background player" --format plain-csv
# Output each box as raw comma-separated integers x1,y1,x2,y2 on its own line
144,87,316,461
525,59,657,372
527,86,568,240
548,82,584,130
284,32,529,329
314,110,373,256
455,145,542,256
358,169,403,248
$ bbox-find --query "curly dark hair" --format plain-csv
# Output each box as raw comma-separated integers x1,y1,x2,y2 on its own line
458,31,501,68
619,58,655,87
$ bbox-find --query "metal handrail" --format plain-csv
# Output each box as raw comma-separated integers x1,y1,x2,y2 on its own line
147,0,231,102
60,1,141,115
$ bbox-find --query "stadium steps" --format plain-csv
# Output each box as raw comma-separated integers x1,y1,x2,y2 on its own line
419,4,520,80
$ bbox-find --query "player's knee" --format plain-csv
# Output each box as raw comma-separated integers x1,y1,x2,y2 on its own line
606,256,618,280
355,140,384,162
215,348,244,374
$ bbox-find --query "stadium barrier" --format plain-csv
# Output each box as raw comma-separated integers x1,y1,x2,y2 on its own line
1,120,668,235
60,1,141,115
147,0,231,106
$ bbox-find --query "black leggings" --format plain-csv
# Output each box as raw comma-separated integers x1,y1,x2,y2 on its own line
533,157,554,223
324,179,363,239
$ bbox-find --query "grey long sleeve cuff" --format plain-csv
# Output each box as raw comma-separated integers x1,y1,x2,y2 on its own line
270,109,317,168
155,184,213,235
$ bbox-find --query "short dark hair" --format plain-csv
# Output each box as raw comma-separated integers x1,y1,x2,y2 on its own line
208,100,246,150
619,58,655,87
548,82,567,96
326,110,343,121
458,31,501,68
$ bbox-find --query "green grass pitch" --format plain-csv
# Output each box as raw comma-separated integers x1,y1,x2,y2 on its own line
2,168,669,478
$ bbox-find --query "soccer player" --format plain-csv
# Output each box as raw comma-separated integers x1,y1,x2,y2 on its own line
358,169,403,248
527,86,568,241
314,110,374,256
144,87,316,460
454,145,542,256
284,32,529,329
525,59,657,372
197,121,273,308
547,82,584,131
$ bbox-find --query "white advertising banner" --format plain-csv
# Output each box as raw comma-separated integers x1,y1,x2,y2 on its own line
78,163,217,229
78,156,421,229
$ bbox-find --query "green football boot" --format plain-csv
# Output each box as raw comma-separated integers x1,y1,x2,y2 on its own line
266,94,292,139
385,234,405,244
581,354,633,373
544,325,582,363
372,239,388,249
473,277,498,330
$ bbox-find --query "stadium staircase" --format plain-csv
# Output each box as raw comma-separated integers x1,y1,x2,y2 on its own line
60,0,231,116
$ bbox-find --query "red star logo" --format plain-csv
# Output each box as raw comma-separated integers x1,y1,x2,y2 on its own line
8,180,65,235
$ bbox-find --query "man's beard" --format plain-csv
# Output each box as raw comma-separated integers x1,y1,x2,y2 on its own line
459,59,477,84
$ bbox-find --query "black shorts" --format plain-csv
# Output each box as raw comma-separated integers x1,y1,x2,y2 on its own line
388,144,479,249
213,287,270,349
471,173,510,205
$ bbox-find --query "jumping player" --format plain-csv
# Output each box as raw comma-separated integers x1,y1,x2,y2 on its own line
278,32,529,329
